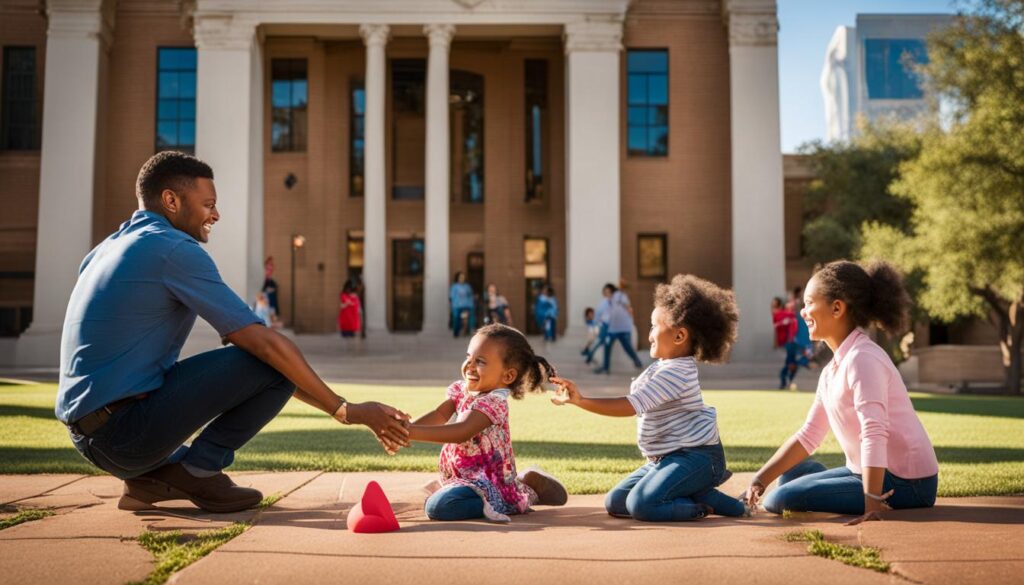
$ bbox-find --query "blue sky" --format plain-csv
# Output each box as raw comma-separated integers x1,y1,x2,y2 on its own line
778,0,956,152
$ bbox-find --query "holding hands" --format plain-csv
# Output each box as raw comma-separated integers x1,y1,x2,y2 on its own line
338,401,412,455
741,477,766,510
549,375,581,406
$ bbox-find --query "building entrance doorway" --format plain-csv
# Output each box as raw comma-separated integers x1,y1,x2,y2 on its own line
392,238,424,331
524,237,549,335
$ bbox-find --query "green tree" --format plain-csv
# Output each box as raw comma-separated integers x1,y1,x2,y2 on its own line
861,0,1024,394
799,124,921,266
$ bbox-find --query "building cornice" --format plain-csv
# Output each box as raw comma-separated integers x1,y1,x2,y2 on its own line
627,0,719,18
191,0,632,26
723,0,778,47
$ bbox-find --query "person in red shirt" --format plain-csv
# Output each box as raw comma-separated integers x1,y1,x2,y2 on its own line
772,297,798,389
338,280,362,338
772,297,797,348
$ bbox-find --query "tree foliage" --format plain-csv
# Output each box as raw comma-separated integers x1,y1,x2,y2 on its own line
799,124,921,266
860,0,1024,393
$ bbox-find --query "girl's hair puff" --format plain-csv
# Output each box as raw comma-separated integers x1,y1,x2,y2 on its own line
813,260,910,335
475,323,555,399
653,274,738,363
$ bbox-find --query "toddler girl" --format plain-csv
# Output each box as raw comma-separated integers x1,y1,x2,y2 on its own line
551,274,748,521
410,323,568,522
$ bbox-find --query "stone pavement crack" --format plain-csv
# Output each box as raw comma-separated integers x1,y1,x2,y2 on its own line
0,475,89,507
125,470,322,585
128,522,250,585
0,507,55,530
784,529,890,573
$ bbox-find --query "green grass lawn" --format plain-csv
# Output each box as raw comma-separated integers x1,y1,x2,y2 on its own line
2,380,1022,496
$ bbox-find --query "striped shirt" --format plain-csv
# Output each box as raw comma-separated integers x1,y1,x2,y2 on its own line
626,356,720,457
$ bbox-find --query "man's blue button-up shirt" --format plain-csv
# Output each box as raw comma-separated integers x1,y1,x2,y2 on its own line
56,210,263,423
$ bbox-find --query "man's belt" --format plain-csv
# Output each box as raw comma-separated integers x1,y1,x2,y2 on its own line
67,393,148,437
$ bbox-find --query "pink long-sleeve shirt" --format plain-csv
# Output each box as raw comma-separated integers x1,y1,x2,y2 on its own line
794,329,939,479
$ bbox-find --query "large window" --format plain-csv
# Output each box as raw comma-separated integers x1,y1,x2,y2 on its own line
524,59,547,201
156,47,196,153
865,39,928,100
627,49,668,157
350,79,365,197
271,58,308,152
637,234,667,280
391,59,426,199
1,47,40,150
450,70,484,203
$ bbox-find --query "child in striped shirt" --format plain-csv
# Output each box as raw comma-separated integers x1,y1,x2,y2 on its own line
550,274,748,521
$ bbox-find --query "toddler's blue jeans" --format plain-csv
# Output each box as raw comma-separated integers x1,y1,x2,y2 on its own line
604,443,746,521
425,485,484,520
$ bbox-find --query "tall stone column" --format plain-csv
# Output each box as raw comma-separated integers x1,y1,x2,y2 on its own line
360,24,389,333
563,21,623,332
171,14,265,356
16,0,115,366
422,23,455,334
724,0,786,361
193,15,263,302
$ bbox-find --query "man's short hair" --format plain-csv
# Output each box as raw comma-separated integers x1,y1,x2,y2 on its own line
136,151,214,209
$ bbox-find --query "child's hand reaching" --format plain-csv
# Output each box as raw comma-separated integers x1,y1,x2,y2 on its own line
548,376,581,406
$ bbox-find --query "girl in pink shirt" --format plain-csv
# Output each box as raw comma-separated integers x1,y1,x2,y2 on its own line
744,260,938,525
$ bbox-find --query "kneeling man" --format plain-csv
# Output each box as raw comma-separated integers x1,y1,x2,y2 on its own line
57,151,409,513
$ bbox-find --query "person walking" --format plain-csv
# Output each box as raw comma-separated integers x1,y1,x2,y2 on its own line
584,284,614,364
772,297,799,389
450,271,476,337
595,283,643,374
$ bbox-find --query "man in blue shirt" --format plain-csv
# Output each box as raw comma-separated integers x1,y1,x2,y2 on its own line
58,151,410,513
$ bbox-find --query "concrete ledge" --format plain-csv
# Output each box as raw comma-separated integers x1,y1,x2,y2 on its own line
914,344,1006,386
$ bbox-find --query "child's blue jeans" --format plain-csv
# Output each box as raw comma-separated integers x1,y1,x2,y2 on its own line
763,459,938,515
425,485,484,520
604,443,746,521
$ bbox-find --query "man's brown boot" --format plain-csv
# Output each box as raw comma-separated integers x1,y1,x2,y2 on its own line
119,462,262,513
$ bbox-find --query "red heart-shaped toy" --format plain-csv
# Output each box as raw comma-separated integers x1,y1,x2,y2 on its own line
347,480,400,533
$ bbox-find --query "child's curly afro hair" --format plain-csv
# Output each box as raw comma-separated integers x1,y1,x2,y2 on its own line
653,274,738,363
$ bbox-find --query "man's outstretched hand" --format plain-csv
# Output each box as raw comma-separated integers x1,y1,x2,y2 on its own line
346,402,411,453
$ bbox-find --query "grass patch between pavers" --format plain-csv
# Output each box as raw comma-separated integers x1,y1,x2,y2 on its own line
258,492,283,509
129,522,249,585
3,381,1024,496
0,507,55,530
785,530,890,573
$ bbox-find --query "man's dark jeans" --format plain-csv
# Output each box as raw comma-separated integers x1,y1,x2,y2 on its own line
70,347,295,480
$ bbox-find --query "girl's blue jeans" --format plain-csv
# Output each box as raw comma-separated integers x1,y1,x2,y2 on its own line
605,443,746,521
425,485,484,521
763,459,938,515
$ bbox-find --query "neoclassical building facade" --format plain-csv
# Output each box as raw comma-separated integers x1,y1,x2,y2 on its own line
1,0,785,365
